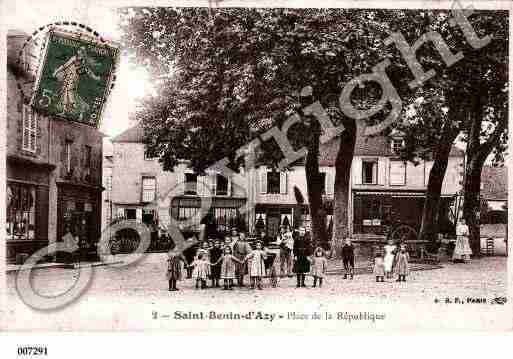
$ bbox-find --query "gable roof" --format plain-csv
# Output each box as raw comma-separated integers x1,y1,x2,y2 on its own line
481,166,507,201
111,122,145,143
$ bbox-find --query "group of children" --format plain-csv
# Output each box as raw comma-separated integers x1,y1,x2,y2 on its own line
166,238,331,291
166,235,410,291
372,239,410,282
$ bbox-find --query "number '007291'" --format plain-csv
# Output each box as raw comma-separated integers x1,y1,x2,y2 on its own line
17,347,48,356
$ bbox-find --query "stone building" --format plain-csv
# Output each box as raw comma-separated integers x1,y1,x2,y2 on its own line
108,122,464,244
6,31,104,263
110,123,248,242
254,135,464,239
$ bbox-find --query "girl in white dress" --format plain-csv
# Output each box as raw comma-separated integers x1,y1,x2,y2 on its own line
245,241,267,290
383,239,397,280
453,219,472,263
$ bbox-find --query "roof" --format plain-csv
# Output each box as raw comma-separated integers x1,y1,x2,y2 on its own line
319,137,464,166
111,122,145,143
481,166,507,201
113,123,465,164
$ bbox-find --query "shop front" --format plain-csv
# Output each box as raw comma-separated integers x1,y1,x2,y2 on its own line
57,182,102,261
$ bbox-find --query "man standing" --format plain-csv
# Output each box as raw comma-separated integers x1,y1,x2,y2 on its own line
293,226,312,288
232,231,252,287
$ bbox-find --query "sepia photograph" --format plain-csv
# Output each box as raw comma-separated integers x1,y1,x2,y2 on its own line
0,0,511,335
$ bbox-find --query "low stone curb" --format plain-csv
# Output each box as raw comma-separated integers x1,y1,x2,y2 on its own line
6,260,124,274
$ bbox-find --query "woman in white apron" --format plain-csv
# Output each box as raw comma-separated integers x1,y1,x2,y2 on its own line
453,218,472,263
383,239,397,279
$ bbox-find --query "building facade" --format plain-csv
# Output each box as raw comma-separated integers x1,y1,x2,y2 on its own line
6,31,104,263
108,123,464,242
110,123,248,241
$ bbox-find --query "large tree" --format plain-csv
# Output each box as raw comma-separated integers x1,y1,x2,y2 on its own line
381,9,507,246
120,8,389,245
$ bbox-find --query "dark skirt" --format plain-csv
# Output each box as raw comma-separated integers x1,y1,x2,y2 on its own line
294,256,310,274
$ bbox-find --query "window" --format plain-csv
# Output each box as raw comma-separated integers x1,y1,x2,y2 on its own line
125,208,137,220
362,159,378,184
104,167,112,191
142,209,155,225
144,150,156,160
6,183,36,240
390,161,406,186
142,177,156,202
215,174,229,196
65,140,73,173
391,139,403,154
184,173,198,195
319,172,327,194
22,105,37,153
267,172,281,194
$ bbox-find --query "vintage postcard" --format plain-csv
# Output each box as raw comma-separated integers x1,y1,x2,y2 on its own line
1,0,512,338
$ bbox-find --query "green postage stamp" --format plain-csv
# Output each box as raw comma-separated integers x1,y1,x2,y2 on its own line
31,29,119,126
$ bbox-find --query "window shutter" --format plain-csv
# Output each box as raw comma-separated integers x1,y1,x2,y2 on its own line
179,172,186,195
352,158,362,185
378,158,387,185
326,171,334,196
197,175,206,196
227,177,232,197
260,169,267,194
280,172,287,194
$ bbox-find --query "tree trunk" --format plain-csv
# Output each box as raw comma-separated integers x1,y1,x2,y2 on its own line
462,90,506,258
332,117,357,257
305,118,328,250
419,128,459,243
463,157,483,258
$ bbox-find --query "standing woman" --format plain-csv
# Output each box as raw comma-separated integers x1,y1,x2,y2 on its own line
453,218,473,263
383,239,397,280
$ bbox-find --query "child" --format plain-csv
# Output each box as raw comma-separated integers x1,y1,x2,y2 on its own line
341,237,355,280
166,250,186,291
395,245,410,282
209,239,223,288
189,252,211,289
215,246,243,290
310,247,328,288
373,251,385,282
383,239,397,279
244,240,267,290
268,252,280,288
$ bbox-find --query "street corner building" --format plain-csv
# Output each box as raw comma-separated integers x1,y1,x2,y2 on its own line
6,31,104,264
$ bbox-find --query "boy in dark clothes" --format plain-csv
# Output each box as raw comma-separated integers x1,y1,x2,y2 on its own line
341,237,355,280
209,239,223,287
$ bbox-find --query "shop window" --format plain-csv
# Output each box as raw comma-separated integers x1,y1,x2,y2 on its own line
267,172,280,194
6,183,36,240
22,105,37,153
362,159,378,184
142,177,156,202
215,174,229,196
184,173,198,195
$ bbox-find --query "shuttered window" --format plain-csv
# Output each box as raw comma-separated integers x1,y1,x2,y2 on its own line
22,105,37,153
